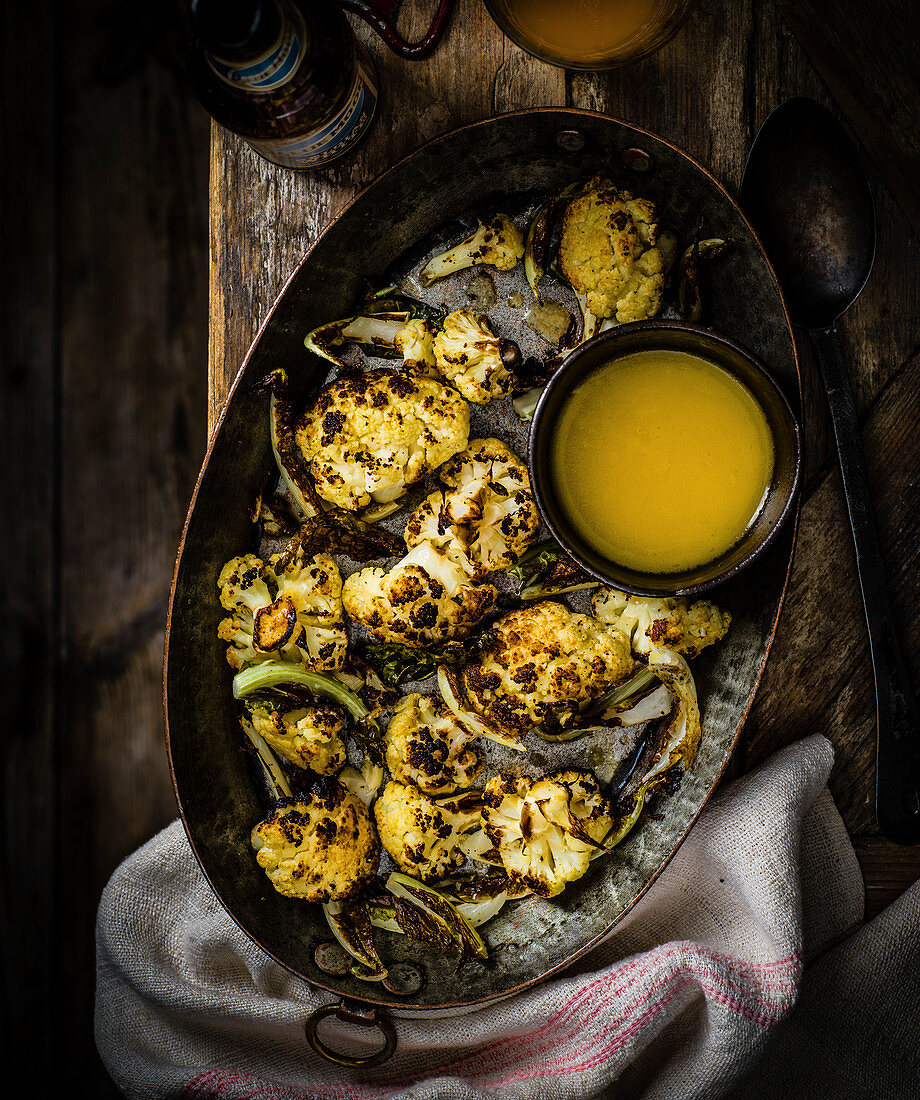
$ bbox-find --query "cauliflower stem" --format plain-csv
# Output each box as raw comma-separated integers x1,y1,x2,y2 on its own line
233,659,375,722
420,215,525,286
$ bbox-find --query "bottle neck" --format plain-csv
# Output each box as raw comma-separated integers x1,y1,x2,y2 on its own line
202,0,309,93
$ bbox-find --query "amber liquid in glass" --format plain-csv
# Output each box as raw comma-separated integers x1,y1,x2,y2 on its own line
487,0,691,68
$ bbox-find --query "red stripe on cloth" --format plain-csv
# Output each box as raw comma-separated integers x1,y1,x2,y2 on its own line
180,947,801,1100
368,944,800,1090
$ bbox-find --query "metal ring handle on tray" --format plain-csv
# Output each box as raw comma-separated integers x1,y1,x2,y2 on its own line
306,1000,397,1067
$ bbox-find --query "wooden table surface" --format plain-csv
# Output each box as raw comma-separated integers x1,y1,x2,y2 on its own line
5,1,917,1093
209,0,920,918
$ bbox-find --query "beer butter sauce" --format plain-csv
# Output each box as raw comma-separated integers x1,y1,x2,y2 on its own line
551,349,774,574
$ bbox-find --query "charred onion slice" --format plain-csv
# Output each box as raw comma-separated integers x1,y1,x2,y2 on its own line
323,900,387,980
437,665,525,752
385,872,488,962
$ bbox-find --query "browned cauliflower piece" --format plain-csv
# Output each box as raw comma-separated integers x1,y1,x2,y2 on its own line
420,215,525,286
558,177,665,326
591,587,731,658
342,538,497,648
250,783,380,902
242,695,347,776
217,551,346,672
295,368,470,510
270,548,348,671
385,692,484,796
482,770,612,898
404,438,540,576
463,600,634,735
395,317,439,376
374,780,480,882
432,311,515,404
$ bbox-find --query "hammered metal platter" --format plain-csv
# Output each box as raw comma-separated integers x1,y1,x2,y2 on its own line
165,109,800,1016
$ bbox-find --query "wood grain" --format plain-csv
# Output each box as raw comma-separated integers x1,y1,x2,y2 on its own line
208,0,920,922
776,0,920,241
1,0,58,1076
1,1,209,1091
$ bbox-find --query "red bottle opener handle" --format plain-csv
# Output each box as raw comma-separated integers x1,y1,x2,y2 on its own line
337,0,456,59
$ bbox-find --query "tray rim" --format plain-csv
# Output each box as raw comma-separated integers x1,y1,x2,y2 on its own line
164,106,803,1012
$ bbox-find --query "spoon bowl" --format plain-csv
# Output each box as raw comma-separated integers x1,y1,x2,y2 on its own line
742,97,875,327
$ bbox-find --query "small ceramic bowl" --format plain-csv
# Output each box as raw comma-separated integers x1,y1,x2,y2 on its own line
529,321,801,597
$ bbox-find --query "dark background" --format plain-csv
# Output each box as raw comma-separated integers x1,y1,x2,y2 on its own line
3,0,919,1095
2,1,208,1092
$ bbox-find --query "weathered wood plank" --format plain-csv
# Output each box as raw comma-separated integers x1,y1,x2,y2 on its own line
56,1,210,1087
776,0,920,241
743,341,920,829
854,836,920,921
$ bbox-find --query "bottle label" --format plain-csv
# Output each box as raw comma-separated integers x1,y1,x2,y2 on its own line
243,49,378,169
207,0,306,92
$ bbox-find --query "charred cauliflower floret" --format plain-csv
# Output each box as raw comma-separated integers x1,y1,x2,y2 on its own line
342,539,497,648
482,770,612,898
217,551,347,673
592,587,731,658
295,368,470,510
432,311,515,404
395,317,439,376
251,784,380,902
420,215,525,286
270,548,348,671
558,177,665,326
243,696,348,775
374,780,480,882
218,554,309,670
385,692,484,796
463,600,634,734
405,438,540,576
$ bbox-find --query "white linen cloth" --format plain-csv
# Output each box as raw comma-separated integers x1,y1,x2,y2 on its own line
96,734,880,1099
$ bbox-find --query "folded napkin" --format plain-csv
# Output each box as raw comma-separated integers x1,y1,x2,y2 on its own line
96,734,868,1099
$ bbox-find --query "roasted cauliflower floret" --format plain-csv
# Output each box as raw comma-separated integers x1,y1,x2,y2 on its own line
217,554,303,670
592,587,731,658
217,551,348,673
404,438,540,576
374,780,480,882
482,770,612,898
251,784,380,902
342,539,497,648
270,548,348,671
243,696,347,775
432,311,515,404
420,214,525,286
463,600,634,734
395,317,439,376
385,693,484,796
558,177,665,326
295,368,470,510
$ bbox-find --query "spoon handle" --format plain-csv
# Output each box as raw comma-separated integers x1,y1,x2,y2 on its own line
809,325,920,845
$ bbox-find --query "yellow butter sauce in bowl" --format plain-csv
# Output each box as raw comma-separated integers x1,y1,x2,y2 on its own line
550,350,775,574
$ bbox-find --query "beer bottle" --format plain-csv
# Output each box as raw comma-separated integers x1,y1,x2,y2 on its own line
189,0,378,170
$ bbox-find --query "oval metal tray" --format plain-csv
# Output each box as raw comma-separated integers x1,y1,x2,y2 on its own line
165,108,800,1015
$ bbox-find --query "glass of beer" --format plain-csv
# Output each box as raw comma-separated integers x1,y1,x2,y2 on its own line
485,0,693,69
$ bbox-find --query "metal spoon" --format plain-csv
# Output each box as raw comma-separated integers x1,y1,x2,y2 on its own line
741,97,920,845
